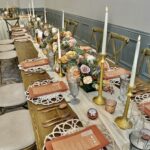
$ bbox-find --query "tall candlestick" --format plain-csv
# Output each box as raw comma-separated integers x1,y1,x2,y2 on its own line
129,35,141,87
101,6,108,54
44,8,47,23
57,29,61,58
29,2,31,16
62,10,64,30
31,0,35,18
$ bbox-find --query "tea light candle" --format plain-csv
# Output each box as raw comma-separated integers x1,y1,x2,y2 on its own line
129,35,141,87
57,29,61,58
101,6,108,55
44,8,47,24
62,10,64,29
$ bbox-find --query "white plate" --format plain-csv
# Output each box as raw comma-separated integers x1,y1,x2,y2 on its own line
0,51,17,59
0,39,14,45
0,44,15,52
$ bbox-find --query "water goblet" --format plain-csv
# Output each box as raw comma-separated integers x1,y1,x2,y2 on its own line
118,74,130,104
67,76,80,105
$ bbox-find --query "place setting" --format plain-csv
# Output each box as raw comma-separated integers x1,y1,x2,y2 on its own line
18,57,50,74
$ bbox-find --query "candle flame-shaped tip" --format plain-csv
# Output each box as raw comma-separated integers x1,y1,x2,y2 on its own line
105,6,108,12
138,35,141,41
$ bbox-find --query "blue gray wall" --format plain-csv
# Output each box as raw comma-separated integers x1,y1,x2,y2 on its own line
45,8,150,81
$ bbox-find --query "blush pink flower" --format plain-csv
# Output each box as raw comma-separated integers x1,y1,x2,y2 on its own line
80,64,90,74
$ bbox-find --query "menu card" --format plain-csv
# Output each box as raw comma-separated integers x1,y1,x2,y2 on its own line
46,125,109,150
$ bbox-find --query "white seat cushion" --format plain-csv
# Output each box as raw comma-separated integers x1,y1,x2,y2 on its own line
0,110,35,150
0,51,17,60
0,39,14,45
0,83,26,107
0,44,15,52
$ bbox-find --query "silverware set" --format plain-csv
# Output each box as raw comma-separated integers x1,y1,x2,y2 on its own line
37,102,75,128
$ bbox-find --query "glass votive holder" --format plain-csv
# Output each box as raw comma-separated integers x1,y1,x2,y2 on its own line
105,99,117,114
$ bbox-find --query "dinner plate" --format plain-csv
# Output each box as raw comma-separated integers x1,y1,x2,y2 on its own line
25,79,69,105
0,39,14,45
0,44,15,52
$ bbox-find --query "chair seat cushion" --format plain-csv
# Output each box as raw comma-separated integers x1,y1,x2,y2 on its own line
0,110,35,150
0,83,26,107
0,44,15,52
0,51,17,60
0,39,14,45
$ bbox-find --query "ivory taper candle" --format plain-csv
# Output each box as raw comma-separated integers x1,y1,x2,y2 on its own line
101,6,108,54
57,29,61,58
129,35,141,87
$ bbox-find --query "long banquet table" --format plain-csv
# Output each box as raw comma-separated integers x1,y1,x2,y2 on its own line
15,40,150,150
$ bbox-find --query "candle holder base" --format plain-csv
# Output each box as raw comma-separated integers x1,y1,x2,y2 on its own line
93,95,105,105
115,116,133,130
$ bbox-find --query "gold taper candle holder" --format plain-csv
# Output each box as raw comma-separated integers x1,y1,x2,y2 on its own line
93,54,106,105
115,86,133,129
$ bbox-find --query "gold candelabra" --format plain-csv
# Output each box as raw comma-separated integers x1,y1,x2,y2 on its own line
115,86,133,129
93,54,106,105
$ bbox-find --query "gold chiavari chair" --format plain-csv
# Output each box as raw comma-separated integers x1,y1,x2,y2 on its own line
107,32,129,64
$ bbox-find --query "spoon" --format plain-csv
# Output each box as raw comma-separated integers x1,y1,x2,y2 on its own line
42,102,67,113
42,112,70,126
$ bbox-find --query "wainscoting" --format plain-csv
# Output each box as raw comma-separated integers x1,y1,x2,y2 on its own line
11,8,150,81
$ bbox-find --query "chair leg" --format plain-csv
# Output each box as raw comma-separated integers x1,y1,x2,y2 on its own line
0,107,6,115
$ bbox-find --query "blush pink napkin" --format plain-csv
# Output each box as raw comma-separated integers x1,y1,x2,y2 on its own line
139,102,150,117
20,58,49,69
45,125,109,150
29,81,68,98
104,67,130,79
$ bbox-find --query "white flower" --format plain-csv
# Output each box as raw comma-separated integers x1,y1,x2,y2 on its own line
44,30,49,37
36,17,41,22
86,54,96,64
52,28,58,34
83,76,93,84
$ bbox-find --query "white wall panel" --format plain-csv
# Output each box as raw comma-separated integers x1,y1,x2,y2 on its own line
45,0,150,33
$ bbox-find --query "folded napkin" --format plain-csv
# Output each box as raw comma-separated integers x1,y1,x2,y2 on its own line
139,102,150,117
104,67,130,80
20,58,49,69
45,125,109,150
80,46,92,51
29,81,68,98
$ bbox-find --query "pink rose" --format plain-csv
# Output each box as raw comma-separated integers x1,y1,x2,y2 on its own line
80,64,90,74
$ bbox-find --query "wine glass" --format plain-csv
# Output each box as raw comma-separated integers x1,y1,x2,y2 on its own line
67,76,80,105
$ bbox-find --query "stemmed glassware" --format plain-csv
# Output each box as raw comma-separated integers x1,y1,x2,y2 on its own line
67,73,80,105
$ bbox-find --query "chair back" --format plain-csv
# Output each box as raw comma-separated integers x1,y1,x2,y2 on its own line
107,32,129,64
90,27,103,52
4,17,20,38
138,48,150,75
64,19,79,36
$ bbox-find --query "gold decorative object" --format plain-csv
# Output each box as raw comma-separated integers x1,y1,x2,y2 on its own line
59,62,63,77
93,54,106,105
115,86,133,129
